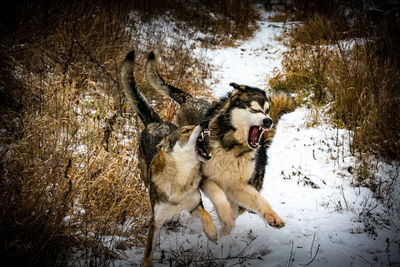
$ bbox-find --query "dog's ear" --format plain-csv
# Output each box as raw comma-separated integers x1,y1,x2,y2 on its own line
230,83,247,98
230,82,247,91
156,137,169,151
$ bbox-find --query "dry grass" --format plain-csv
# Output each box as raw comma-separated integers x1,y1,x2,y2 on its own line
289,14,347,45
270,1,400,163
171,0,260,48
0,0,260,265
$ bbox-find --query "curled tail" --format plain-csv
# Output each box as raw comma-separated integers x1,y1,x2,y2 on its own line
263,92,296,144
145,51,192,104
269,92,296,122
121,50,161,126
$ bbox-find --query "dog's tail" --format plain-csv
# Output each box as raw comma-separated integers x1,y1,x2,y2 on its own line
269,92,296,122
121,50,162,126
263,92,296,144
145,51,192,105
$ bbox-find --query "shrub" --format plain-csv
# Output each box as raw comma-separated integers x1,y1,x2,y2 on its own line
270,0,400,162
0,0,260,265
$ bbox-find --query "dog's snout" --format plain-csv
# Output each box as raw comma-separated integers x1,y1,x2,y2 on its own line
262,118,273,128
200,120,209,130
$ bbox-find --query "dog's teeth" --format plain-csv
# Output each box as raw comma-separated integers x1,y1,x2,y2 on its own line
198,132,204,141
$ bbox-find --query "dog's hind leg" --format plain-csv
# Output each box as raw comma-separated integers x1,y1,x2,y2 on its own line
141,217,160,267
190,202,218,242
229,199,240,220
141,202,178,267
142,194,206,265
227,184,285,229
216,199,241,236
201,180,235,235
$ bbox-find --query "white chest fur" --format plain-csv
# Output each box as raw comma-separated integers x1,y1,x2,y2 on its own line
153,152,201,204
202,145,255,191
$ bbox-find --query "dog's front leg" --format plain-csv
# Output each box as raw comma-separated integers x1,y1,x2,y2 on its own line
201,179,235,235
190,203,217,242
227,184,285,229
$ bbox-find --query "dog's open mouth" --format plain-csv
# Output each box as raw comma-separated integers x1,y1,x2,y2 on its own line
248,126,270,148
196,128,211,161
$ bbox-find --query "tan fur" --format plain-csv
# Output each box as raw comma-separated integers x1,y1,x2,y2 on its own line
202,138,285,234
144,52,296,237
200,88,287,234
121,51,217,267
201,179,235,233
231,108,269,145
151,151,201,205
201,144,259,235
203,145,256,189
260,92,295,146
269,92,296,122
142,125,217,267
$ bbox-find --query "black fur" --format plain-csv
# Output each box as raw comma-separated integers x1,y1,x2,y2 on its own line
147,52,192,105
146,52,211,126
145,52,271,192
121,51,162,126
121,50,178,179
206,86,270,189
139,123,177,170
250,137,269,191
122,51,214,266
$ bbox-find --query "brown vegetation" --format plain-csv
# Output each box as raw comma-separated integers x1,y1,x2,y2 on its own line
270,0,400,163
0,0,259,265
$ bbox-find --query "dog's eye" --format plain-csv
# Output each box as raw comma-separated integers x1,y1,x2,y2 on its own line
250,108,262,113
182,129,191,134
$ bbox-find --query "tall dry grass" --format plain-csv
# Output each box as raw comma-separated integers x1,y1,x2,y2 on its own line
0,0,260,265
270,0,400,163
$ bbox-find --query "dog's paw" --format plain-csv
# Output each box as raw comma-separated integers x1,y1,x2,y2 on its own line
203,221,218,242
264,211,285,229
217,207,235,230
140,258,152,267
199,207,218,242
219,223,233,236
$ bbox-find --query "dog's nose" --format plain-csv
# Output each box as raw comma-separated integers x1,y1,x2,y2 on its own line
262,118,273,128
200,120,209,129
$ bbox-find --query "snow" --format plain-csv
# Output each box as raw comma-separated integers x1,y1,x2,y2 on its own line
195,12,296,98
115,9,400,267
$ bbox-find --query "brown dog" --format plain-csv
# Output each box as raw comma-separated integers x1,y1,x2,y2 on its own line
120,50,217,266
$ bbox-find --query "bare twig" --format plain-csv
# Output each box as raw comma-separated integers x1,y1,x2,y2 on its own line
305,244,320,266
64,158,72,179
310,233,316,259
286,241,295,267
237,234,257,257
340,185,350,211
350,255,373,267
386,238,392,266
195,255,262,263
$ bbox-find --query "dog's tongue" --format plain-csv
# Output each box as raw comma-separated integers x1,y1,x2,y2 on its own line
249,126,260,147
250,126,259,139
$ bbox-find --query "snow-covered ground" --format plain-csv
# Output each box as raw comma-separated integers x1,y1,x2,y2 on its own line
199,21,294,98
116,10,400,266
